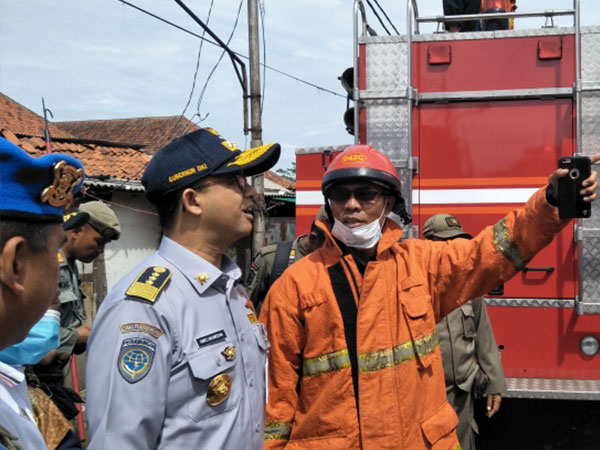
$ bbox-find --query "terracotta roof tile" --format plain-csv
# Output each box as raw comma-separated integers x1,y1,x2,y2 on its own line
0,93,72,139
1,93,151,182
264,171,296,190
55,116,201,154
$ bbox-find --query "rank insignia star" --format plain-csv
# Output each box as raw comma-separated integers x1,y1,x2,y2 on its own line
196,273,210,285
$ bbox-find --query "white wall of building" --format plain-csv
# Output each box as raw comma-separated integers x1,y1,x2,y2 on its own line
81,190,160,292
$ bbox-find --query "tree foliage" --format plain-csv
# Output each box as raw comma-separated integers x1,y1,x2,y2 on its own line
276,162,296,181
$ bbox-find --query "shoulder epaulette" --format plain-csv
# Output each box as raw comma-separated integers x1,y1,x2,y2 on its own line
125,266,172,304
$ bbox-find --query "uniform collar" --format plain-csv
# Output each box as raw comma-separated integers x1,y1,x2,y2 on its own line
294,234,309,258
0,362,24,387
157,236,242,295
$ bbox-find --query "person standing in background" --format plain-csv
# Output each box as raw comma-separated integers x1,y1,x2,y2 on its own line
424,213,506,450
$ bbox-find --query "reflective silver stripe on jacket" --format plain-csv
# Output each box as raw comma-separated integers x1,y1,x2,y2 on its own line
302,330,439,377
303,349,351,377
493,218,526,270
359,330,439,373
264,421,292,441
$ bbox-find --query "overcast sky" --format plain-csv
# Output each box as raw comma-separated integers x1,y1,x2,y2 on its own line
1,0,598,172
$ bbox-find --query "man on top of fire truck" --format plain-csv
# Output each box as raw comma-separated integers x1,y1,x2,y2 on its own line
259,144,599,449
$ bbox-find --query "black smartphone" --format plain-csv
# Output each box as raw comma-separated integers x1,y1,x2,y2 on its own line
558,156,592,219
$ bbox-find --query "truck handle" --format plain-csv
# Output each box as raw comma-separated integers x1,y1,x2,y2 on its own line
322,150,333,170
522,266,555,273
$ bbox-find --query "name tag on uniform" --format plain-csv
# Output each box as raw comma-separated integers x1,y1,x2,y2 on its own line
195,330,226,348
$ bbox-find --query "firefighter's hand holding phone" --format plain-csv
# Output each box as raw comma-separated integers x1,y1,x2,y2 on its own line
548,152,600,218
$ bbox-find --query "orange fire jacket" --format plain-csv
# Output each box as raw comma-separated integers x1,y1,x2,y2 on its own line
260,188,565,450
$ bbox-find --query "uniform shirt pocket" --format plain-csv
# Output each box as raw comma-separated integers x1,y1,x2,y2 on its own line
252,323,270,352
460,302,477,339
420,402,459,447
186,341,241,422
400,277,434,337
400,278,437,369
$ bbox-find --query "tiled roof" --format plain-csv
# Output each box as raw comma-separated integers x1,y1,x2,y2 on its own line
1,129,150,180
55,116,201,154
264,170,296,190
0,93,150,181
0,92,72,139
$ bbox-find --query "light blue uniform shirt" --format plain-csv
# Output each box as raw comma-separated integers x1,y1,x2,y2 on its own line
0,363,46,450
86,237,268,450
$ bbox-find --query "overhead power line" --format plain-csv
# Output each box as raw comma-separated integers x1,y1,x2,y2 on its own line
365,0,392,35
117,0,345,98
371,0,400,34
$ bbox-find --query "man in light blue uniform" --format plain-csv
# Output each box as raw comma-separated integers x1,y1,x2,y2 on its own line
86,128,280,449
0,138,85,449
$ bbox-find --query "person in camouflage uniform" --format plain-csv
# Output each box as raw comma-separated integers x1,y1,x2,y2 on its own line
246,209,327,314
34,201,120,436
424,213,507,450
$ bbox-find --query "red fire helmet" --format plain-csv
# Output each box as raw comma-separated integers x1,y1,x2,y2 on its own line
321,145,402,197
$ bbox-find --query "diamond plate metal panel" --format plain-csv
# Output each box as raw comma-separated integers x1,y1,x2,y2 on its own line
365,41,408,92
582,29,600,83
581,94,600,158
582,237,600,304
409,27,582,42
365,100,409,161
505,377,600,400
484,298,575,308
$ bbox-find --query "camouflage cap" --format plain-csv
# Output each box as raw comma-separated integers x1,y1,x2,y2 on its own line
422,214,472,240
79,201,121,241
315,205,329,223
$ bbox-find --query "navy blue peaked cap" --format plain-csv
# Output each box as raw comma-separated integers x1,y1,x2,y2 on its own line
142,127,280,203
0,138,85,223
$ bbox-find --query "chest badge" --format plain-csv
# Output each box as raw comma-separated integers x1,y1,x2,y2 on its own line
207,374,232,406
247,312,258,324
196,273,210,285
221,346,236,361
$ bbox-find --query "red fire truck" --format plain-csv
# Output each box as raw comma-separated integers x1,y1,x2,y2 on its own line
295,0,600,400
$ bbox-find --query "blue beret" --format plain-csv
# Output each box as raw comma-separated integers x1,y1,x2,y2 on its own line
142,127,280,203
0,138,85,223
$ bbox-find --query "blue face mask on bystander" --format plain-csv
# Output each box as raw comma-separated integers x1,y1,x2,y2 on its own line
0,310,60,366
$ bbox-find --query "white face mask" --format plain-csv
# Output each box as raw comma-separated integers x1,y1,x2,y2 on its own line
330,199,388,249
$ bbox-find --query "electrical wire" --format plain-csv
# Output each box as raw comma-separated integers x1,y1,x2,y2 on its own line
195,0,244,124
164,0,215,149
259,0,267,113
116,0,345,98
365,0,392,35
371,0,400,34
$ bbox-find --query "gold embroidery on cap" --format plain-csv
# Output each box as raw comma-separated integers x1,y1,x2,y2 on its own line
227,144,272,167
41,161,84,210
168,167,197,183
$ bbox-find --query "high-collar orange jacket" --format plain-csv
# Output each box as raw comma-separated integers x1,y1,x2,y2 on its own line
260,188,565,450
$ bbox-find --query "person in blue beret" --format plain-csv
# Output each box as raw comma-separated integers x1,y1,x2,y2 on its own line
0,137,84,450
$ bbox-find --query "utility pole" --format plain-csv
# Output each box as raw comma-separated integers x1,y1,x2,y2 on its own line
248,0,265,257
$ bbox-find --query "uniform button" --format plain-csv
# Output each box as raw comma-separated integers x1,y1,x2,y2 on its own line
248,378,254,387
240,335,245,342
216,358,222,366
255,424,260,432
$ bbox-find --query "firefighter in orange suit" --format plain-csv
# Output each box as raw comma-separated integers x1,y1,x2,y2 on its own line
260,145,599,449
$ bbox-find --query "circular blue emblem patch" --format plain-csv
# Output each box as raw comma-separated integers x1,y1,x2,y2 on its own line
118,337,156,384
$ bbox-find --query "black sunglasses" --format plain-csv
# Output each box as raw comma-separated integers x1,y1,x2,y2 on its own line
327,186,387,204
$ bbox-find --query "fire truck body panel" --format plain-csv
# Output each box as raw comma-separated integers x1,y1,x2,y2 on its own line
295,14,600,398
